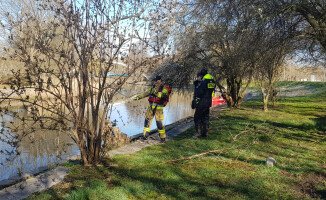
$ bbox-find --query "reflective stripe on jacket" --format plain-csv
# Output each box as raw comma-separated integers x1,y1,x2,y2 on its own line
136,82,168,106
195,73,216,107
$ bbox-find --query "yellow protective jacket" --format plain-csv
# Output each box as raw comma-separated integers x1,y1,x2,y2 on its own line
137,82,169,106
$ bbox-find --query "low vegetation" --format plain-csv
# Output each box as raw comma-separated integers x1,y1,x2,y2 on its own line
27,82,326,200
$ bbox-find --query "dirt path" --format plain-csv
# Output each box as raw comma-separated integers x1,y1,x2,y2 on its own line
108,117,195,157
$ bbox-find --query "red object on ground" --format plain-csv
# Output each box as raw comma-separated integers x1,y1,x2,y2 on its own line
212,96,226,107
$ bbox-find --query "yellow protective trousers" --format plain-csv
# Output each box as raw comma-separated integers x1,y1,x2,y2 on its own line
143,104,166,139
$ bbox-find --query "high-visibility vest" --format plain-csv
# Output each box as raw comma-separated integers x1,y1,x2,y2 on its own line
148,85,171,106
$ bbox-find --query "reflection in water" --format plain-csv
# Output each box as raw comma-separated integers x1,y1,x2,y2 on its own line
0,87,207,183
110,89,195,136
0,112,79,183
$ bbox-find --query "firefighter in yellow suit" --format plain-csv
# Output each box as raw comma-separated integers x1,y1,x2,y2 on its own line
133,76,169,143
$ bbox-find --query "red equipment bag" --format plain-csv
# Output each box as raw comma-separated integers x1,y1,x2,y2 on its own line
163,85,172,106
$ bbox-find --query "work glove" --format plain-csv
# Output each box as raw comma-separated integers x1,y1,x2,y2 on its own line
133,96,139,101
157,92,162,98
195,97,200,104
151,88,157,95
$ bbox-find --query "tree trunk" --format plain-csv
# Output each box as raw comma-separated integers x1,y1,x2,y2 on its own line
75,129,101,165
226,76,243,108
261,86,269,112
77,139,89,165
219,77,242,108
263,98,268,112
270,86,277,107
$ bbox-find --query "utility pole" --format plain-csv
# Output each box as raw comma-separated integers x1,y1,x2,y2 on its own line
283,64,286,81
323,65,326,82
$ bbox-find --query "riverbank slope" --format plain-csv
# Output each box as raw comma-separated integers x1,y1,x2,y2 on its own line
26,81,326,200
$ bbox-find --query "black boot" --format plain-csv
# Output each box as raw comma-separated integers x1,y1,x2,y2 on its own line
143,132,149,140
200,123,208,138
160,138,166,143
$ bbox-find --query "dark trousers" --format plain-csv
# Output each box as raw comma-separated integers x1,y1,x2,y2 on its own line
194,107,210,136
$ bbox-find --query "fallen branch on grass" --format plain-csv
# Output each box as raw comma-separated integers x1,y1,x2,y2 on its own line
231,121,269,141
233,129,251,141
164,146,239,163
220,118,251,142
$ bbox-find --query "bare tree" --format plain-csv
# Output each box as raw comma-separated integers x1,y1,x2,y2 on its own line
256,48,286,111
287,0,326,52
167,1,267,107
252,3,303,111
161,0,308,109
0,0,166,165
281,0,326,81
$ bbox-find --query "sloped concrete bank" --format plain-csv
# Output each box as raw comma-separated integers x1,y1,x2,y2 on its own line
108,115,197,157
0,154,81,190
0,167,70,200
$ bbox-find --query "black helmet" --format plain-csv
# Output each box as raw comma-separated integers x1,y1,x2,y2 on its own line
152,75,162,81
199,69,208,76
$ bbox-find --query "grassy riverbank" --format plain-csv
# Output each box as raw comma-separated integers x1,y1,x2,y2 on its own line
27,81,326,200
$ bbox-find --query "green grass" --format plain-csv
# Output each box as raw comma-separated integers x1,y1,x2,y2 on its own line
26,81,326,200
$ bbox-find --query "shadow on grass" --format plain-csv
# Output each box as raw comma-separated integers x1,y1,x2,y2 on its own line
215,115,317,137
25,165,111,200
313,116,326,132
110,161,286,200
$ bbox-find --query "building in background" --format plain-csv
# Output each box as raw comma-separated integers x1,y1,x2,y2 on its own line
281,65,325,82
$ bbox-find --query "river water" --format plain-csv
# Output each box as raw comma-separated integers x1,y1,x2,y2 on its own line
0,88,210,185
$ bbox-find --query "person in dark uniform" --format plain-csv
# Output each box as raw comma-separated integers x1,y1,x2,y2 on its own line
192,72,203,137
193,69,216,138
